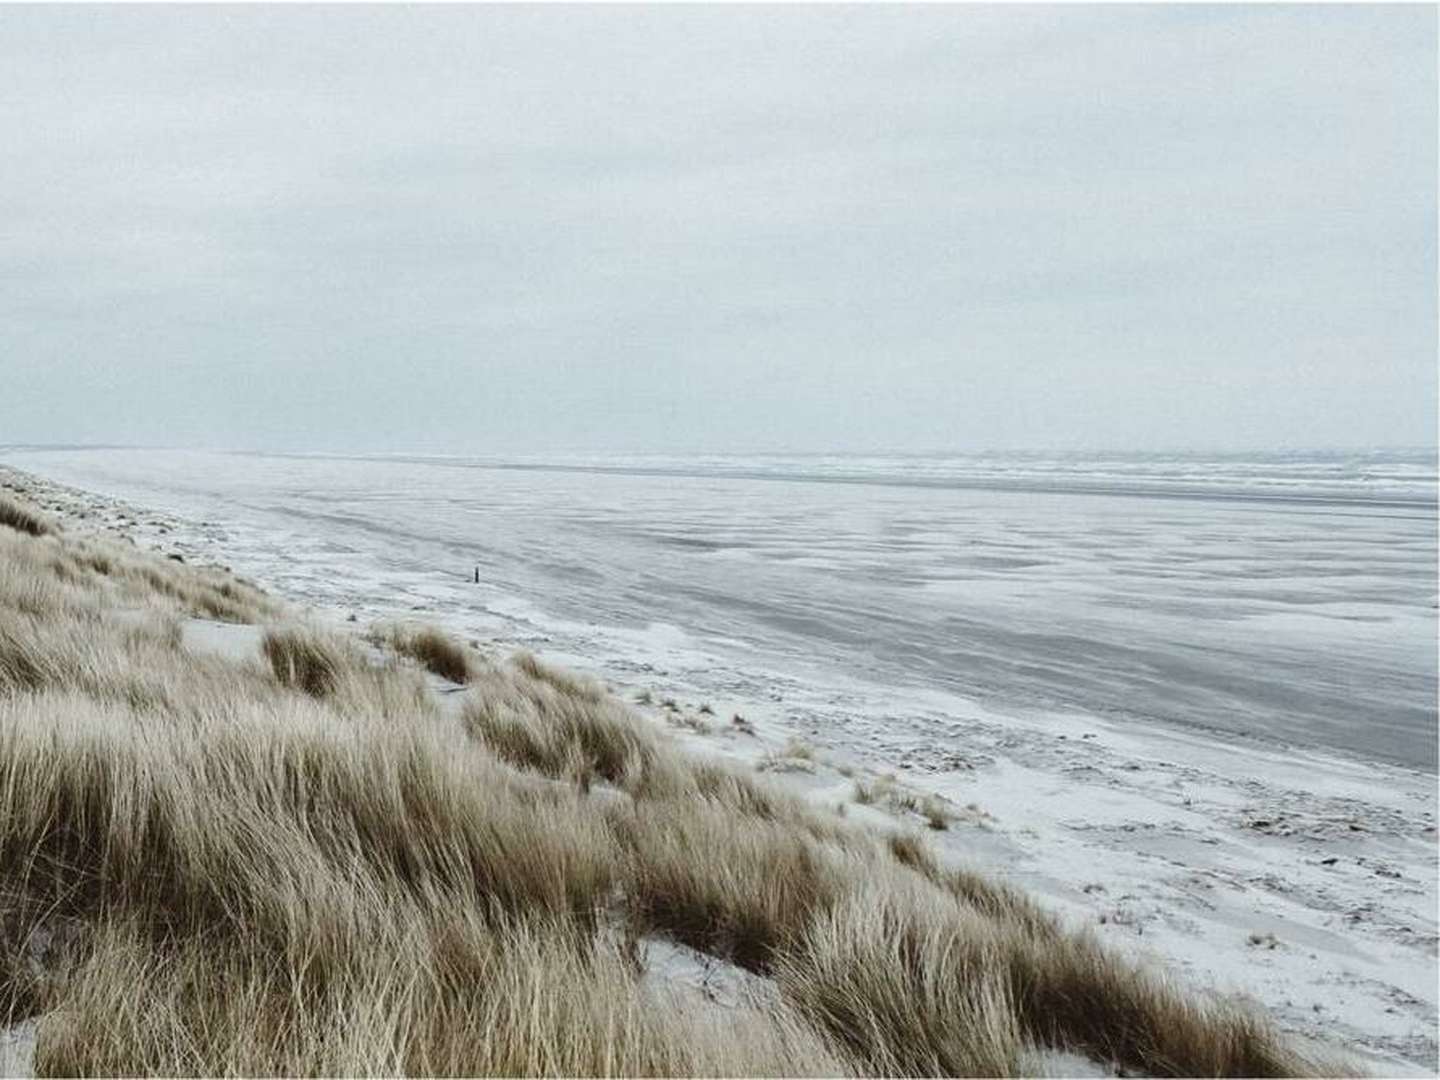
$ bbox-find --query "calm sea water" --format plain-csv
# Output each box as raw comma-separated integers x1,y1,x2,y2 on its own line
8,447,1437,770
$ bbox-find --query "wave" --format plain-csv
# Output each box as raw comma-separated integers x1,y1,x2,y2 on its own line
253,449,1440,509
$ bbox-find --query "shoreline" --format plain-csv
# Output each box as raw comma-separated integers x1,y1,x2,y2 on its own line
4,461,1436,1074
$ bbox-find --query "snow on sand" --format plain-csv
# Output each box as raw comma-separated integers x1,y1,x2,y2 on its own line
6,465,1436,1076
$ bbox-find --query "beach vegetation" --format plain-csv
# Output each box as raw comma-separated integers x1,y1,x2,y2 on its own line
0,495,55,537
370,621,476,683
0,482,1342,1077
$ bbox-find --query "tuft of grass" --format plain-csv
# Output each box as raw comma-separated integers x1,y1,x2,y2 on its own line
671,711,713,736
758,737,818,775
373,622,475,683
0,496,55,537
261,626,352,697
462,653,670,796
609,800,853,973
886,831,938,877
776,881,1023,1076
922,795,953,831
851,775,952,830
782,736,814,760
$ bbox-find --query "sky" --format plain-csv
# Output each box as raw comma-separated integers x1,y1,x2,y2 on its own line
1,5,1435,456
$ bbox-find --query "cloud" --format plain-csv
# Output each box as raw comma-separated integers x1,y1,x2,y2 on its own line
0,5,1434,453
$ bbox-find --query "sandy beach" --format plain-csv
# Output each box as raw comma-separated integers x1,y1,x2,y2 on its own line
4,5,1435,1074
4,458,1434,1075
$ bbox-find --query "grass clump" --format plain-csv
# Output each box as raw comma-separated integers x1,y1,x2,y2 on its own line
371,621,475,683
261,625,352,697
852,774,954,829
922,795,954,831
776,881,1021,1076
462,652,669,795
0,495,55,537
758,737,818,774
782,736,814,760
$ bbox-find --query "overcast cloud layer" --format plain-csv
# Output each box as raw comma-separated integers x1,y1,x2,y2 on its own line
1,5,1435,455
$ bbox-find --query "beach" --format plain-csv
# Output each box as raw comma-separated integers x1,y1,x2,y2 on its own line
2,449,1435,1073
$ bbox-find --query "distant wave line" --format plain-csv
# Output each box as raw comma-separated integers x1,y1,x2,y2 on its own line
268,453,1439,513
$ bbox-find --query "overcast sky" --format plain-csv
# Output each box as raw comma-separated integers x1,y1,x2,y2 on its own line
1,5,1435,455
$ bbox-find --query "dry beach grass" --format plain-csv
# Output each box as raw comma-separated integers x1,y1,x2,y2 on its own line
369,620,479,684
0,483,1345,1077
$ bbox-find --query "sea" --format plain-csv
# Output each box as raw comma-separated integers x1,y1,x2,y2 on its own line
6,446,1436,771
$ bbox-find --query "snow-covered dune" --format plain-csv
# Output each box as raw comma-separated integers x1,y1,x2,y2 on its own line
6,447,1436,1072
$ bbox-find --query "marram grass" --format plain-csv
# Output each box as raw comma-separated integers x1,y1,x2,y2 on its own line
0,483,1342,1077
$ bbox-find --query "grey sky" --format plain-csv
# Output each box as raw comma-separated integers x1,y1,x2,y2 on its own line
1,4,1434,455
